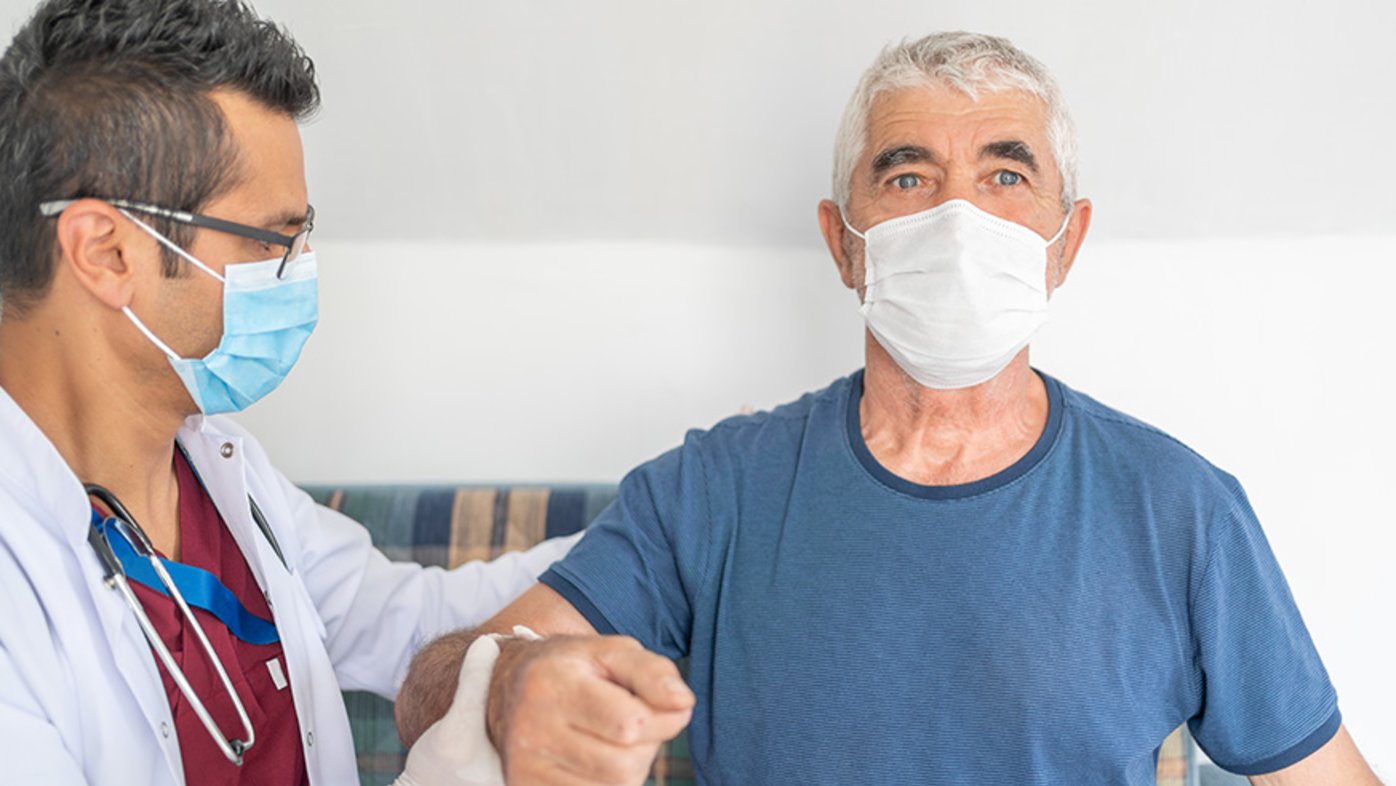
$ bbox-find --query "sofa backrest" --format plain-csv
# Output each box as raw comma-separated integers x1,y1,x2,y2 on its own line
301,484,699,786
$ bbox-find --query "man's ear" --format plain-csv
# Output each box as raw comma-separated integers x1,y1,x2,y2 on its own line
1051,197,1092,292
817,199,860,290
52,199,144,310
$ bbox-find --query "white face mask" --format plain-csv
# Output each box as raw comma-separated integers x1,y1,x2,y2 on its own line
842,199,1070,390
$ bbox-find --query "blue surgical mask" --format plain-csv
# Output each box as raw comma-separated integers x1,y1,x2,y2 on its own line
119,210,318,414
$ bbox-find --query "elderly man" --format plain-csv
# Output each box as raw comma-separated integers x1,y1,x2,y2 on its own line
396,33,1381,785
0,1,574,783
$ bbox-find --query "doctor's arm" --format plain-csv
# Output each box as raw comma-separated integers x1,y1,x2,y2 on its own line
266,463,579,698
1247,725,1382,785
396,583,694,786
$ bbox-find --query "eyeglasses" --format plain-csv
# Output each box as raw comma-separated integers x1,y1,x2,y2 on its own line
40,198,315,279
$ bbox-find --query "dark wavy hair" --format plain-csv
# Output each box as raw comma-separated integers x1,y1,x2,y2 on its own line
0,0,319,314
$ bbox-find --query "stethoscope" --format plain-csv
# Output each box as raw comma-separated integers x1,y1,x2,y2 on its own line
84,446,287,767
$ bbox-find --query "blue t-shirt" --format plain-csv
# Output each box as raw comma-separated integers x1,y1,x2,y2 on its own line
540,371,1338,785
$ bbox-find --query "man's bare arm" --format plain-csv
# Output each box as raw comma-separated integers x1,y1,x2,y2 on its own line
1248,724,1382,785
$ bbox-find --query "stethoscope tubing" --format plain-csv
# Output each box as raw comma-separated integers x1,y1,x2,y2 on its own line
86,481,259,766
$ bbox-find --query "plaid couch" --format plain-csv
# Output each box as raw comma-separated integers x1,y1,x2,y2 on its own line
304,483,1192,786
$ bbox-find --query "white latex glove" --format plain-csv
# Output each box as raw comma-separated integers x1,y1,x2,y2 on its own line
393,626,540,786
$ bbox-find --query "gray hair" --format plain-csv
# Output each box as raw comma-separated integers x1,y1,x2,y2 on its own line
832,32,1079,211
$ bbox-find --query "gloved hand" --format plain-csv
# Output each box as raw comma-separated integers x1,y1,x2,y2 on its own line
392,629,529,786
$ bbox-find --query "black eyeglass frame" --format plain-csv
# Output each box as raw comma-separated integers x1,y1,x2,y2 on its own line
39,198,314,279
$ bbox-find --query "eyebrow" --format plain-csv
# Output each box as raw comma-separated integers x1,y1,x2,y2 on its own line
259,207,310,231
979,140,1039,173
870,145,938,179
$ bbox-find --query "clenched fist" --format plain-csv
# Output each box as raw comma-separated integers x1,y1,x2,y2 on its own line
486,635,694,786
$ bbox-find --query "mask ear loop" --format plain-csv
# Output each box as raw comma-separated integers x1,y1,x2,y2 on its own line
1045,204,1074,247
121,305,183,362
838,207,876,294
118,209,225,283
839,206,868,242
115,209,224,363
1045,205,1077,292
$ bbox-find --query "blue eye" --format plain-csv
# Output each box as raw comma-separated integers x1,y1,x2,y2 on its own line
995,170,1023,186
893,173,920,189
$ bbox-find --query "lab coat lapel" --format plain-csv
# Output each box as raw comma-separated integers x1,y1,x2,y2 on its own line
0,388,184,782
179,420,318,680
179,418,342,781
179,422,273,589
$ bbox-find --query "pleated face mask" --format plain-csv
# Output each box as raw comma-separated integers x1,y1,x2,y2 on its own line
119,210,319,414
843,198,1069,390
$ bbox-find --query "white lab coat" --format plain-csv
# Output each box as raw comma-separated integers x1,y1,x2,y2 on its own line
0,386,578,785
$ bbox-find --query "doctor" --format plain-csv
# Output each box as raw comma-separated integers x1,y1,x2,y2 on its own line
0,0,574,783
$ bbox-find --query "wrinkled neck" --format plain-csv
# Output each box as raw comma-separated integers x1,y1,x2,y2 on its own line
859,335,1048,486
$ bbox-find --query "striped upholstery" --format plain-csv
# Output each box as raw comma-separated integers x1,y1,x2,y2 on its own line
302,484,676,786
303,483,1193,786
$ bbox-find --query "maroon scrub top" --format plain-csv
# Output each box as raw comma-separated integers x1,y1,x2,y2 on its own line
124,451,309,785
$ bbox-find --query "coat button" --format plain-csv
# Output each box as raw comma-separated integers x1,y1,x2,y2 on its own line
160,721,170,738
306,731,314,747
220,442,235,458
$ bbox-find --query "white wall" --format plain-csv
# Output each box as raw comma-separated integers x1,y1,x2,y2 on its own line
254,0,1395,244
3,0,1392,773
